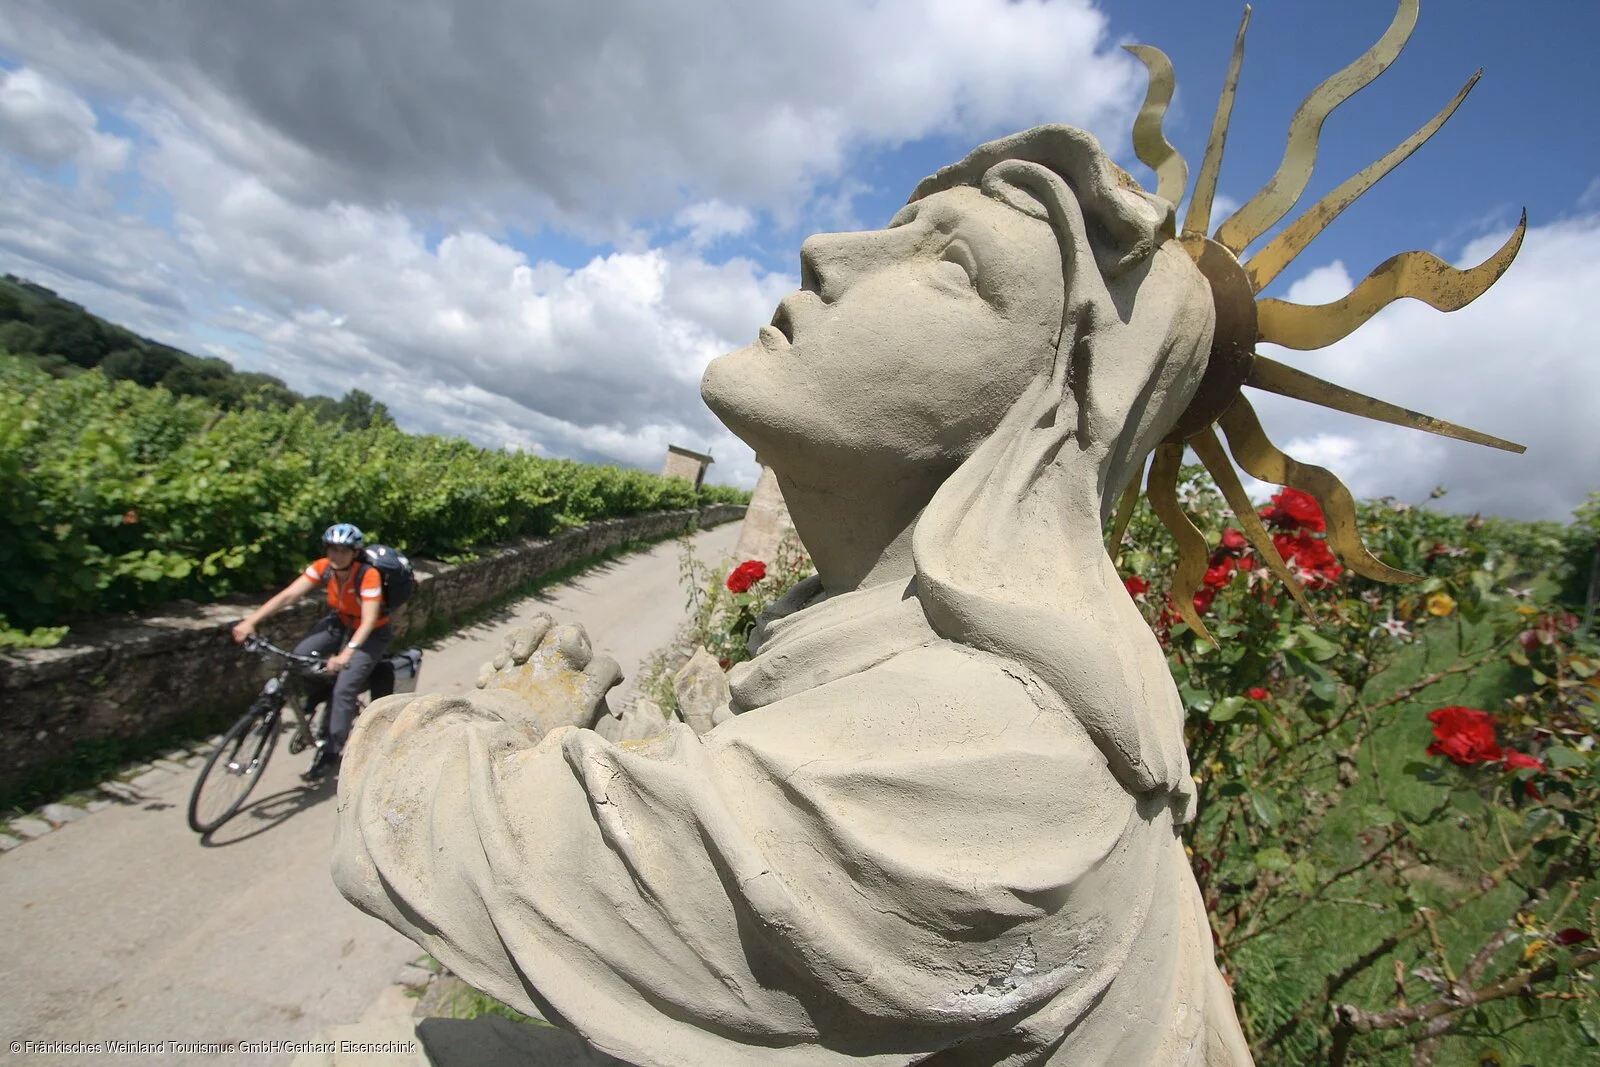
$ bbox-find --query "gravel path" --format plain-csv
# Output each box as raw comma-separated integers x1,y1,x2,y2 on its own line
1,522,741,1067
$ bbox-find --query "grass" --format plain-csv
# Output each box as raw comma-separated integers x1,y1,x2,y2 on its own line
1237,618,1597,1065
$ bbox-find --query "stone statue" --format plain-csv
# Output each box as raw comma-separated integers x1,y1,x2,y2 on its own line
330,7,1532,1060
332,124,1251,1065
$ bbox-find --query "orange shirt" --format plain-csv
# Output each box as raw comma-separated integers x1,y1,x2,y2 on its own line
303,558,389,630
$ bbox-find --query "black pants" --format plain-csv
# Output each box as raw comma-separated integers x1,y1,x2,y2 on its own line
293,615,393,753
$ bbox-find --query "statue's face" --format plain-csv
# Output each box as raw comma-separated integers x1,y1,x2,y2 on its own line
703,185,1065,477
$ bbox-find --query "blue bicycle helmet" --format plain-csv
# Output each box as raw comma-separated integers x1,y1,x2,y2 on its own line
322,522,365,549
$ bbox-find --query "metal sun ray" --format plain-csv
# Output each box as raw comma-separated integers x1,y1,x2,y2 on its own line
1245,71,1480,292
1246,355,1526,453
1255,213,1526,349
1189,425,1317,621
1217,397,1420,585
1107,476,1142,567
1184,5,1252,239
1107,0,1528,644
1215,0,1420,255
1146,442,1216,646
1124,45,1189,211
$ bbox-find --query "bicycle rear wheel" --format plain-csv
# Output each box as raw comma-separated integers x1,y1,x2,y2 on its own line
187,704,280,834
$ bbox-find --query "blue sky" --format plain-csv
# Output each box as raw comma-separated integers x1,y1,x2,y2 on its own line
0,0,1594,517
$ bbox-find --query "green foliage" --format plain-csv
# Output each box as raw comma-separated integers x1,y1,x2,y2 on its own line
678,532,813,671
1114,469,1598,1065
0,353,741,644
695,480,752,506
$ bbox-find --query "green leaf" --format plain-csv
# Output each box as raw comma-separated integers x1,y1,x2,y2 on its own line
1250,792,1282,827
1254,847,1292,872
1361,805,1396,828
1546,746,1587,771
1292,624,1340,662
1209,696,1245,723
1293,859,1318,893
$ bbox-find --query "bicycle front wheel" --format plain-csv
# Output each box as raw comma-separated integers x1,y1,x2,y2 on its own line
187,705,280,834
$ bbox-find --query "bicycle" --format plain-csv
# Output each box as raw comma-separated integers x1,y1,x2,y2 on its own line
186,635,423,834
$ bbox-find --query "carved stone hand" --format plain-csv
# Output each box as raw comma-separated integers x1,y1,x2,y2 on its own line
473,613,623,738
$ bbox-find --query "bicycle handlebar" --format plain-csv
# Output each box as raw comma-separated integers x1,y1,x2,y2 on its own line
243,634,328,671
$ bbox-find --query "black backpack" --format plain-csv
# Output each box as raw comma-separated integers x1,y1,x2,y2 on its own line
359,544,416,610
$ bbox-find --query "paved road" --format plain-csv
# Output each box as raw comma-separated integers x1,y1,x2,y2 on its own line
1,522,742,1067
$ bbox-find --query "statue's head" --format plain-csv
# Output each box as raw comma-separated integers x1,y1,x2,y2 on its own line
702,125,1215,513
703,125,1218,805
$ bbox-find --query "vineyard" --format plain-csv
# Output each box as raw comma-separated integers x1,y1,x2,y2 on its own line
0,352,746,647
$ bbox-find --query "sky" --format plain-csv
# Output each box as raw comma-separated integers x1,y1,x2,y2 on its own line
0,0,1594,519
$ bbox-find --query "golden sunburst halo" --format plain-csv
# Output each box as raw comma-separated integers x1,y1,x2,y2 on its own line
1113,0,1527,645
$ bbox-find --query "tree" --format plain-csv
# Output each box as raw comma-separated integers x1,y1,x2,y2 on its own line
0,320,42,356
33,305,110,368
323,388,395,429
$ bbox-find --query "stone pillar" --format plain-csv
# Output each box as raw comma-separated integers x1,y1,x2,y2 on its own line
733,464,794,564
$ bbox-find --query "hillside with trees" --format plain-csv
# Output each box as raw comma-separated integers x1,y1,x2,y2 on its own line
0,274,392,428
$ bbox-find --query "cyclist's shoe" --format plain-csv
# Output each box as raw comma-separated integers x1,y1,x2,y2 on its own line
301,746,341,783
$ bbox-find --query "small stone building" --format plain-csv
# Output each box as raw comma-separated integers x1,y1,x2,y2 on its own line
660,445,713,490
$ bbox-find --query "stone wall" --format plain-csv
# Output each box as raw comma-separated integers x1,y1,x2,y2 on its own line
0,505,744,791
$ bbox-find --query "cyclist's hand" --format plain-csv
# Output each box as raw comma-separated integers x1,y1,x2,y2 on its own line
326,649,353,673
232,619,256,644
473,614,622,736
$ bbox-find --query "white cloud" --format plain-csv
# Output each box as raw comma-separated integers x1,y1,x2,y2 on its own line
1249,213,1600,520
1282,261,1355,307
674,201,756,249
0,0,1139,232
0,66,129,177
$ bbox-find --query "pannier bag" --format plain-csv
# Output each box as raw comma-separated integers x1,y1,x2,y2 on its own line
369,648,423,699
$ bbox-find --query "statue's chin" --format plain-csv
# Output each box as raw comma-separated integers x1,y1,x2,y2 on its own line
701,343,781,454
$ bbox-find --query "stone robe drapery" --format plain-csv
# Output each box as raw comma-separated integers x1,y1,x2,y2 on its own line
332,576,1247,1065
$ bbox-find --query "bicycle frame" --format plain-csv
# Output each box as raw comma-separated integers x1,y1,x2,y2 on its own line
244,637,335,754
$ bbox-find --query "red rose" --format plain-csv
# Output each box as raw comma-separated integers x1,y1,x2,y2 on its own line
1274,531,1343,588
1425,706,1502,765
726,560,767,593
1247,687,1270,701
1123,575,1149,600
1504,751,1543,771
1192,587,1217,615
1261,487,1326,533
1554,928,1593,946
1203,557,1236,589
1220,527,1248,552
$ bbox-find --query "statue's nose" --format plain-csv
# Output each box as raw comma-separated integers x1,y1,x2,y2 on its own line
798,230,899,305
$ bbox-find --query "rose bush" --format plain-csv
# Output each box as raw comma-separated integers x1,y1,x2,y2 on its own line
674,472,1599,1064
1115,469,1599,1065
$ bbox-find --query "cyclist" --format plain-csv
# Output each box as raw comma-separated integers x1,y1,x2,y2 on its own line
230,523,392,781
